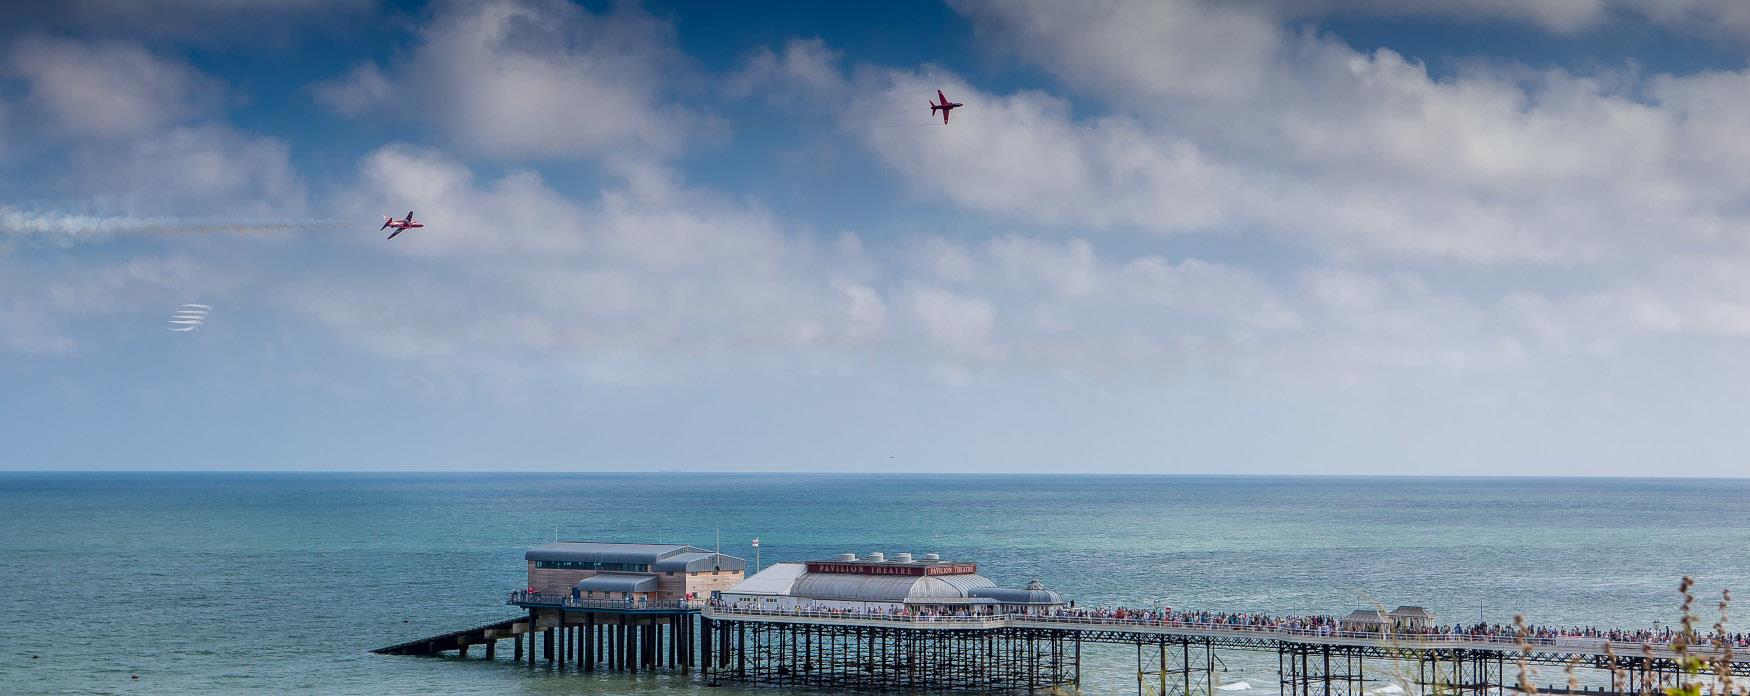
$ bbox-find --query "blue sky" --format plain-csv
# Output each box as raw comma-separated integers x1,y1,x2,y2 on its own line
7,0,1750,474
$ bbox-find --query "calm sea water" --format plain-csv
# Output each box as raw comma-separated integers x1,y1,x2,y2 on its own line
1,474,1746,695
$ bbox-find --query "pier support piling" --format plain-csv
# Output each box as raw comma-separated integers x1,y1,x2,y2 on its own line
707,617,1075,692
584,614,595,672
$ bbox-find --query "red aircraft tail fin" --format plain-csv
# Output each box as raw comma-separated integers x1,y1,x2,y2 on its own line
380,216,391,230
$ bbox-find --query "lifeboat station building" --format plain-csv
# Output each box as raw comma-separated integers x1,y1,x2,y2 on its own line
482,542,749,674
525,541,748,604
718,551,1067,614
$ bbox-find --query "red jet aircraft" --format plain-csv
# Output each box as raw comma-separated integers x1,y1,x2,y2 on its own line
930,90,963,125
379,211,423,240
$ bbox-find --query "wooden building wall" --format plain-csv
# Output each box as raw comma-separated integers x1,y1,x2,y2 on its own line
527,561,743,600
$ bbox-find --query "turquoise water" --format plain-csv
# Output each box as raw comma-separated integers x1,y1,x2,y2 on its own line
1,474,1746,695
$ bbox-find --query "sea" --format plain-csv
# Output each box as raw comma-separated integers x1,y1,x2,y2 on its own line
1,473,1746,695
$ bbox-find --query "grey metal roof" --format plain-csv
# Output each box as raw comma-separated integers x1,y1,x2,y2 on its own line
654,551,747,573
790,572,997,603
574,574,660,593
722,563,809,596
969,580,1065,605
526,541,744,566
1389,606,1434,618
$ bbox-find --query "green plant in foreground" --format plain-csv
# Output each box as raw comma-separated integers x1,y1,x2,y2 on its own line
1661,577,1737,696
1515,576,1738,696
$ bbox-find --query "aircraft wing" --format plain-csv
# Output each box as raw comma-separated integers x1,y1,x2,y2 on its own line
943,109,950,125
387,228,404,240
406,211,415,223
938,90,946,105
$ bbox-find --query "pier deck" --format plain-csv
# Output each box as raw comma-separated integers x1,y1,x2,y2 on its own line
701,606,1750,695
703,606,1740,666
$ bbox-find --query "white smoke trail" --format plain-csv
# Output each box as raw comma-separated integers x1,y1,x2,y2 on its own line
167,304,210,333
0,207,346,241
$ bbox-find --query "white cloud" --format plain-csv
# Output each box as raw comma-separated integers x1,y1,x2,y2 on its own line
831,279,888,342
13,0,1750,475
0,252,218,354
282,134,1712,389
0,0,374,42
1267,0,1750,39
1266,0,1610,34
65,125,306,216
295,146,1371,385
885,235,1308,378
311,0,703,159
1633,0,1750,38
0,36,305,219
956,0,1282,104
905,285,998,359
8,36,224,139
309,62,392,117
842,73,1246,234
287,145,882,377
725,38,846,99
1120,256,1300,331
735,1,1743,270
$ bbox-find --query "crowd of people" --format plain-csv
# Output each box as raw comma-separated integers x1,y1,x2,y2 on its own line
710,600,1750,648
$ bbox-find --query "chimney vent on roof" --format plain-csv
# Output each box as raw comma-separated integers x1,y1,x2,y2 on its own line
866,552,886,562
892,553,913,563
922,553,941,561
836,553,858,561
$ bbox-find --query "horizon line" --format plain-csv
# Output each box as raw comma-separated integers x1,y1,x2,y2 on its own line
1,469,1745,480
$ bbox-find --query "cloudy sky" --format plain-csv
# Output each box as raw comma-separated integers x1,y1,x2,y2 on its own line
5,0,1750,474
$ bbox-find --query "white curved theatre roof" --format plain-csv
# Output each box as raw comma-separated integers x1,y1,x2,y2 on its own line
789,572,997,604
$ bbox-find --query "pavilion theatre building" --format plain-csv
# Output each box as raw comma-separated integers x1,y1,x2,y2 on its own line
718,551,1067,614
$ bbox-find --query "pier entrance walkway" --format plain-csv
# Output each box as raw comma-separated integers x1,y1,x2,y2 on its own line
372,616,528,658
